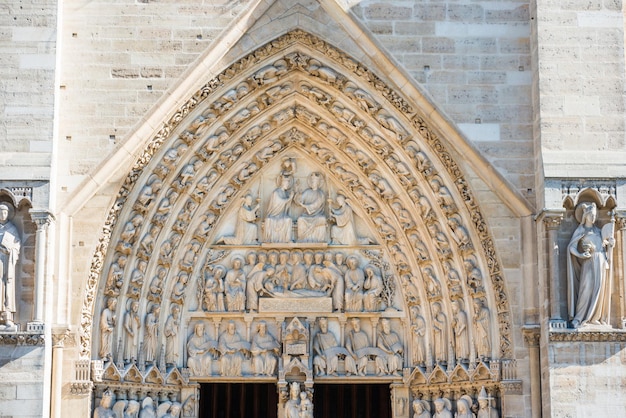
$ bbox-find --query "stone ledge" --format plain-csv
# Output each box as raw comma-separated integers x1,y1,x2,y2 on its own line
0,332,45,346
549,329,626,342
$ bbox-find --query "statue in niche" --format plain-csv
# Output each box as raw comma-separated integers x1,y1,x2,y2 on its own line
202,265,225,312
140,396,156,418
144,304,160,363
218,321,250,376
410,305,426,367
153,189,178,225
344,318,382,376
224,257,246,312
464,257,485,295
432,398,453,418
567,201,614,328
473,298,491,360
182,395,197,417
147,266,166,304
170,272,188,305
105,255,126,297
251,321,280,376
456,395,475,418
99,297,117,361
164,305,181,366
263,173,295,243
187,322,217,376
313,317,347,376
477,387,499,418
294,172,327,242
285,382,301,418
344,256,364,312
377,319,403,375
451,300,470,362
412,399,430,418
243,251,258,276
218,193,260,245
123,300,140,363
93,389,115,418
363,265,383,312
432,302,448,364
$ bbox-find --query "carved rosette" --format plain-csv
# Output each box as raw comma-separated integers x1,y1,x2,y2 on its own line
81,31,512,396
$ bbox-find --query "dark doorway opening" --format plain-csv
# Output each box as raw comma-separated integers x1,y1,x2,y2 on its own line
199,382,278,418
313,383,391,418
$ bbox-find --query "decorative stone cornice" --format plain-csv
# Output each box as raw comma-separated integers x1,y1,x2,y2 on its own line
537,210,564,231
0,332,45,346
549,329,626,342
52,328,75,348
29,210,55,228
500,380,523,395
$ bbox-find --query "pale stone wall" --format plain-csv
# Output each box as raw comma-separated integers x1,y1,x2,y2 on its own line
0,345,45,418
57,0,252,201
351,0,535,197
548,341,626,417
535,0,626,180
0,0,56,182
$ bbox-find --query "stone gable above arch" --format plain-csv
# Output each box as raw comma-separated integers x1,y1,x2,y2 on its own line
81,30,518,375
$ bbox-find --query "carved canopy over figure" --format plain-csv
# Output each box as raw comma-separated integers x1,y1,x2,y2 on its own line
0,203,20,327
294,172,327,242
567,201,614,328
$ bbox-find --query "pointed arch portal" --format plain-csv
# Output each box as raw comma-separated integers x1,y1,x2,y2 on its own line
82,31,513,417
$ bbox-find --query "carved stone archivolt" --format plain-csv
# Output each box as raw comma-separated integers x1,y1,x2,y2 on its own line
82,30,512,416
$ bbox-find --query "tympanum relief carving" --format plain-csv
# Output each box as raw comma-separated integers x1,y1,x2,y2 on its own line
86,30,511,417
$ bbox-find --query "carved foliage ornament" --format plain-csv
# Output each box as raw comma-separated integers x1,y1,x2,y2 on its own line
81,30,511,360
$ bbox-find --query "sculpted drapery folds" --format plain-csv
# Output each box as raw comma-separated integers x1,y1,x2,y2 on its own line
144,305,160,363
294,172,327,242
250,321,279,376
84,37,517,414
377,318,403,376
187,322,216,377
123,300,140,363
0,203,22,327
567,201,614,328
99,297,117,361
218,321,250,376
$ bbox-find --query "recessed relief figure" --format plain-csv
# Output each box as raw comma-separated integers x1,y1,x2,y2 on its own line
99,297,117,361
264,174,295,243
412,399,431,418
567,201,614,328
224,257,246,312
164,305,181,366
217,193,260,245
363,265,384,312
294,172,327,242
218,321,250,377
344,256,364,312
451,300,470,363
473,298,491,360
432,398,453,418
144,305,160,364
313,317,347,376
432,302,448,364
477,387,499,418
202,265,225,312
344,318,383,376
187,322,217,377
123,300,140,364
376,319,403,376
250,321,279,376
